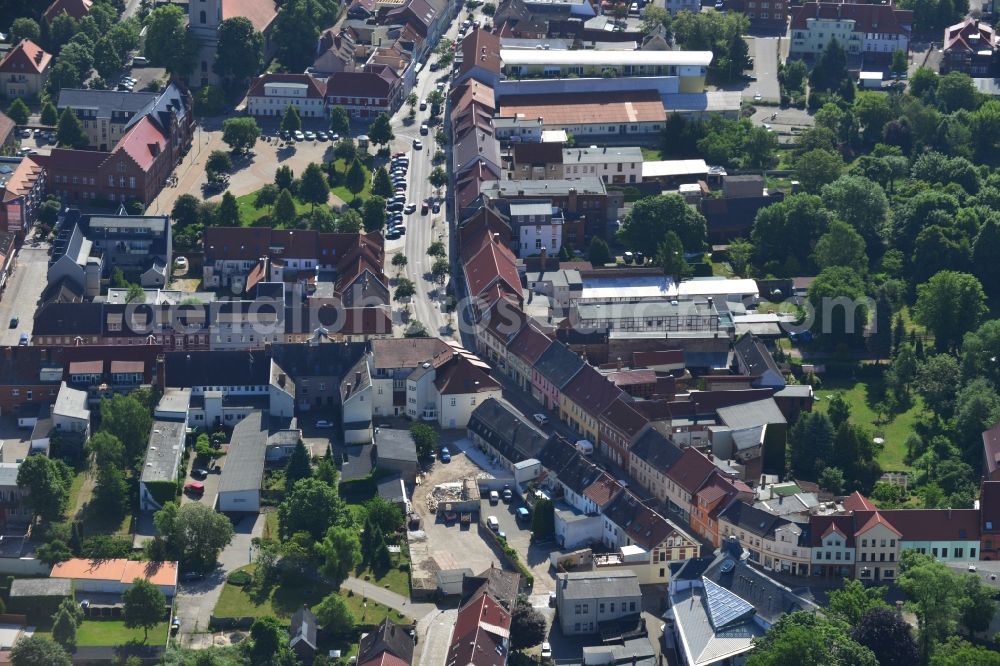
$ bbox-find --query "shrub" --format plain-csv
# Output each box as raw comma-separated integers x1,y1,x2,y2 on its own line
227,570,252,587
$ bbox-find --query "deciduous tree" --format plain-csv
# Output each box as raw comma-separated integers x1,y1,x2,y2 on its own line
299,163,330,210
144,5,196,75
914,271,987,352
278,478,350,541
56,108,87,148
214,17,264,84
222,117,261,155
122,578,166,641
367,113,394,146
410,423,438,458
619,194,707,255
329,105,351,136
10,635,71,666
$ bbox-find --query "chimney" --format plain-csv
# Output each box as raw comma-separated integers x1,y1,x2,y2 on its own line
616,356,622,371
278,373,286,387
567,187,578,213
355,371,362,384
156,354,166,392
493,233,500,244
540,246,547,260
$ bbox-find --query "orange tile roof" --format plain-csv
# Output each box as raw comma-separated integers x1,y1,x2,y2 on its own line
0,39,53,75
50,558,178,587
113,116,167,172
223,0,278,32
855,511,902,537
44,0,93,22
499,90,665,126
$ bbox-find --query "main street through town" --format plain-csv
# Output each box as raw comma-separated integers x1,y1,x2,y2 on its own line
384,6,485,341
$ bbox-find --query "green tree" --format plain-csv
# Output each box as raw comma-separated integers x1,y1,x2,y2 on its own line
930,637,1000,666
391,253,408,273
35,539,73,567
155,502,234,571
299,163,330,210
787,411,835,478
50,605,78,650
972,215,1000,298
820,175,889,258
9,635,71,666
807,266,869,344
813,219,868,272
89,431,126,469
531,498,555,539
429,167,448,189
345,158,366,199
365,495,404,534
809,38,851,94
851,607,920,666
123,578,166,641
215,192,241,227
274,165,295,192
214,17,264,84
410,423,438,458
17,455,70,523
338,208,363,233
747,611,876,666
898,551,965,660
363,196,386,232
432,257,450,282
39,101,58,127
655,231,690,281
796,148,844,193
318,525,362,582
144,5,196,74
279,478,350,541
329,105,351,136
891,49,908,78
936,71,979,113
394,277,416,301
56,108,87,148
206,150,233,176
273,189,298,227
588,237,612,265
222,117,261,155
92,37,122,80
826,578,889,624
272,0,321,72
958,570,997,634
827,393,851,429
280,105,302,133
9,18,40,44
915,354,961,418
284,439,312,492
314,592,355,634
93,464,129,518
619,194,707,255
249,615,293,666
372,167,393,198
5,99,29,126
368,113,394,146
510,602,547,650
914,271,987,352
428,241,446,257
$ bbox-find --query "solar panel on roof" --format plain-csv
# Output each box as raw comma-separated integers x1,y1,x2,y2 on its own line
703,577,755,630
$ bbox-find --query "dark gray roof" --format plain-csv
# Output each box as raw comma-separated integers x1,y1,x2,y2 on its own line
733,332,780,376
218,412,267,494
467,398,550,464
57,88,159,115
271,340,368,379
340,443,375,481
290,606,318,651
375,428,417,464
140,419,186,484
164,351,271,388
377,474,408,504
359,618,415,664
532,342,584,389
556,571,640,600
9,577,72,598
717,501,784,539
629,427,682,475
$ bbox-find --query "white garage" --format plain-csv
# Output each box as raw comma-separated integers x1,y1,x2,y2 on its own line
216,412,266,513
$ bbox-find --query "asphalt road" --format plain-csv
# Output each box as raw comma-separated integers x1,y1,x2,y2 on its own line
744,36,781,102
0,243,49,346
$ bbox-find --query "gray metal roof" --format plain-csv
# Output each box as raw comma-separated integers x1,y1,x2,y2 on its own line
562,146,643,165
556,571,640,600
716,398,786,430
483,176,607,197
140,419,186,484
218,412,267,494
57,88,159,116
9,577,73,598
53,382,90,422
509,201,554,217
375,428,418,464
0,463,19,487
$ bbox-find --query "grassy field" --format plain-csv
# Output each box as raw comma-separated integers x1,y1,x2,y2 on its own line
353,555,411,598
640,147,663,161
66,469,132,536
330,158,372,203
37,620,169,646
813,374,920,472
235,190,312,226
339,589,411,625
215,565,337,619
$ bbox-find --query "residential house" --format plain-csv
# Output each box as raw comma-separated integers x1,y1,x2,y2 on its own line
561,147,643,185
0,346,66,418
0,155,46,235
80,210,173,286
530,341,584,411
506,321,553,391
0,40,52,100
44,0,93,23
50,558,179,599
510,202,564,258
445,586,511,666
50,381,90,439
359,618,415,666
246,74,327,119
560,365,624,443
719,501,811,576
555,570,642,635
313,28,358,76
789,2,912,65
369,337,453,418
138,416,186,512
510,142,564,181
663,447,717,522
434,353,502,428
467,398,549,474
373,428,418,480
463,233,523,317
290,606,319,665
809,514,856,578
57,88,161,151
724,0,788,32
326,66,403,120
498,91,669,139
455,29,503,88
732,332,785,389
700,175,783,243
982,480,1000,560
689,471,754,548
601,491,701,583
943,18,996,76
597,396,648,469
628,426,683,505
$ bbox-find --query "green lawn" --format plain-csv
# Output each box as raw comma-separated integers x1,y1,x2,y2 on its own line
339,589,412,625
37,620,169,647
640,147,663,161
353,555,411,598
330,158,372,203
813,376,920,472
235,190,312,226
214,565,337,619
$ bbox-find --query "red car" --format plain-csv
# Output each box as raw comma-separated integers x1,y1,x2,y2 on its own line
184,482,205,496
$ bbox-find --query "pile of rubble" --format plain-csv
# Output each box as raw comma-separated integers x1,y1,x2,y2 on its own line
425,482,464,514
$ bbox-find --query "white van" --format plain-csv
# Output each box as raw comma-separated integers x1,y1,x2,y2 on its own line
132,56,149,66
487,515,499,531
575,439,594,455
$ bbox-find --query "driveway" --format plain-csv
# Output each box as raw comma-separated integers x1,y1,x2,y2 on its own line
0,243,50,346
417,609,457,666
175,513,264,646
743,36,781,103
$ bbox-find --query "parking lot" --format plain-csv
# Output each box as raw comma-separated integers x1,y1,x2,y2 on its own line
0,244,50,347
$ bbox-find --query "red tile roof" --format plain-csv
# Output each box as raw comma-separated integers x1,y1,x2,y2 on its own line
327,67,400,99
944,17,996,52
600,398,648,439
665,448,716,496
857,509,978,542
371,337,453,369
113,116,167,171
0,112,14,146
447,592,511,666
247,73,327,99
583,474,623,507
434,355,501,396
360,653,410,666
842,491,876,512
632,349,684,368
509,322,553,365
222,0,278,32
854,510,903,537
44,0,93,22
459,29,502,77
790,2,913,34
464,238,521,303
810,515,855,547
0,39,52,75
1,156,43,204
562,366,623,416
606,368,656,387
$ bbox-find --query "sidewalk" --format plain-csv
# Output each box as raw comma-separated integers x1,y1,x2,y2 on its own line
340,577,438,621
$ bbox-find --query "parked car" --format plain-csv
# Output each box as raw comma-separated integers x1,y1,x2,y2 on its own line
421,202,429,215
413,139,423,150
132,56,149,66
517,507,530,521
171,617,181,634
541,643,552,659
304,131,316,141
386,229,402,240
315,419,333,428
431,201,441,213
294,130,305,141
18,333,28,346
182,571,204,582
317,131,329,141
502,485,512,502
404,202,417,214
8,317,18,328
486,515,499,531
420,123,429,135
419,100,428,111
489,490,499,504
191,468,208,480
174,256,188,270
184,482,205,496
440,446,451,463
533,413,548,426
